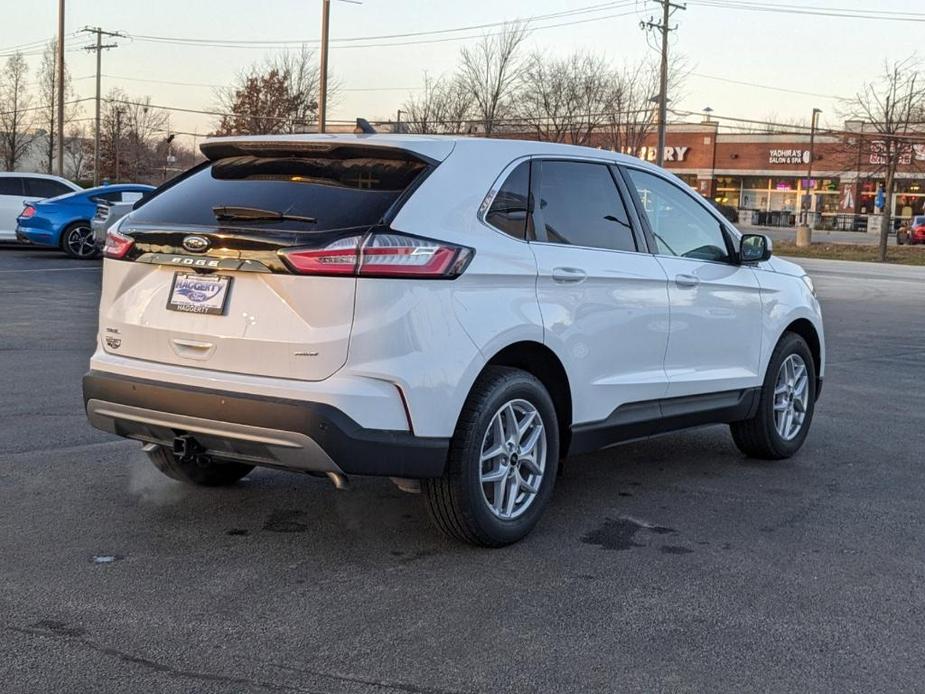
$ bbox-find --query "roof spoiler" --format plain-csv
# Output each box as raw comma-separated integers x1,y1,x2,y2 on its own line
199,139,438,166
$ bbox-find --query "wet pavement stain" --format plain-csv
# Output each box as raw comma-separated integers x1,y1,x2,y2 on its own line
263,510,308,533
225,528,249,537
660,545,694,555
29,620,86,638
581,517,676,551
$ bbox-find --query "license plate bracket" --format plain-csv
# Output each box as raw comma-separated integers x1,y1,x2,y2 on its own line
166,272,232,315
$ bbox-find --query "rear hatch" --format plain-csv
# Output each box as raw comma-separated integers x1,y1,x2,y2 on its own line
100,139,445,381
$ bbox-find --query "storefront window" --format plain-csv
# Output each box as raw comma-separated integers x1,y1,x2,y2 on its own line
714,176,741,206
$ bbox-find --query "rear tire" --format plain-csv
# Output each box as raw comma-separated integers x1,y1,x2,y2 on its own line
146,445,254,486
730,332,816,460
60,222,100,259
422,367,559,547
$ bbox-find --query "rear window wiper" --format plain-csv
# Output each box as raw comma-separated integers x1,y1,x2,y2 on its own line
212,206,317,223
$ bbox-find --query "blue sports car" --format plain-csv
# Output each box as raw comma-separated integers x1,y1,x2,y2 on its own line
16,183,155,258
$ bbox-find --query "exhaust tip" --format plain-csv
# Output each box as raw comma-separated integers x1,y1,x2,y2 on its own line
326,471,349,490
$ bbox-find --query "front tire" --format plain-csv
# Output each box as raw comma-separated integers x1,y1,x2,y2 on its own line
422,367,559,547
146,445,254,486
60,222,99,259
730,332,816,460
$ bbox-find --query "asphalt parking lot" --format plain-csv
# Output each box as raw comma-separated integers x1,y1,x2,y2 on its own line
1,245,924,693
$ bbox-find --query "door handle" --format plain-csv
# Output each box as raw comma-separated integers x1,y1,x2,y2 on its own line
552,267,587,284
675,273,701,288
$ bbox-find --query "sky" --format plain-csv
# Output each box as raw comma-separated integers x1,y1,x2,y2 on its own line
1,0,922,148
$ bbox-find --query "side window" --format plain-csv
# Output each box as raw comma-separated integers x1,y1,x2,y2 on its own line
0,177,24,196
627,169,731,262
536,160,636,252
486,161,531,240
122,191,145,203
24,178,72,198
92,191,124,204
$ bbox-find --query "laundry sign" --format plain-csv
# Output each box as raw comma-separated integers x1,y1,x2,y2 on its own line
624,146,691,162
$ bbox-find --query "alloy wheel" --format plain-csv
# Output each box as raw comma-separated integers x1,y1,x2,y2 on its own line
66,225,97,258
773,354,809,441
479,398,546,520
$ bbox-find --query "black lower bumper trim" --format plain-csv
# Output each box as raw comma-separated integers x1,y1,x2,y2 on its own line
82,370,449,478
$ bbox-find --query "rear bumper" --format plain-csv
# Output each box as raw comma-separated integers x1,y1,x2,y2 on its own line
82,370,449,478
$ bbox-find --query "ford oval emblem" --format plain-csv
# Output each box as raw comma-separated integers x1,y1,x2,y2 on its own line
182,235,210,253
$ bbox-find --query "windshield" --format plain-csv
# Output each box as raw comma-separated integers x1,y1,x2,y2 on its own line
129,155,429,232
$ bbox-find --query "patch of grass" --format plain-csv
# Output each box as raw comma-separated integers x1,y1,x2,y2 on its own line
775,241,925,266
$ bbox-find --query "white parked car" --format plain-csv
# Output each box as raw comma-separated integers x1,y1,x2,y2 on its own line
83,135,825,546
0,172,81,241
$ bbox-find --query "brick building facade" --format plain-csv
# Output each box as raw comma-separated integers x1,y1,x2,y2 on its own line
598,122,925,228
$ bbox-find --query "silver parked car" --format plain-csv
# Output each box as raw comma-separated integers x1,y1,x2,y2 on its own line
92,200,138,248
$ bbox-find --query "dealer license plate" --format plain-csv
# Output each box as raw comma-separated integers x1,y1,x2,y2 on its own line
166,273,231,315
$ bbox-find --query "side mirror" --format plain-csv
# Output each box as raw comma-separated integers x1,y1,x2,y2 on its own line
740,233,772,263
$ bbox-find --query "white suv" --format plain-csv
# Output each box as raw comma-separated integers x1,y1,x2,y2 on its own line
83,135,824,546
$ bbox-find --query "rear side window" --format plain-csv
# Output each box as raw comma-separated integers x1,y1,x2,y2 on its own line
92,191,124,204
536,161,636,252
486,161,531,239
25,178,72,198
0,177,24,196
130,154,429,231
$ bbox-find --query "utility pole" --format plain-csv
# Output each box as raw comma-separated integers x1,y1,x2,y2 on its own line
318,0,331,133
82,27,123,186
56,0,65,177
642,0,686,168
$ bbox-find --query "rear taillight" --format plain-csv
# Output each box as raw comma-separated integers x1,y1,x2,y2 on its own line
20,205,35,219
103,229,134,259
280,232,472,279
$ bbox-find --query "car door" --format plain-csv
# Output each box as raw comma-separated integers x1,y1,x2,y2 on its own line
0,177,26,237
528,158,671,427
622,167,763,399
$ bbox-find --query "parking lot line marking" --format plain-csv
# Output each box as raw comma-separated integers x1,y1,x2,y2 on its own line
0,267,99,274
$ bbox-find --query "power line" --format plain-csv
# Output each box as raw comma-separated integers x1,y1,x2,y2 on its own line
691,72,843,100
126,6,642,51
686,0,925,22
127,2,635,47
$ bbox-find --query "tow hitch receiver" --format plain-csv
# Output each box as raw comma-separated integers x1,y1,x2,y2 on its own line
173,434,205,462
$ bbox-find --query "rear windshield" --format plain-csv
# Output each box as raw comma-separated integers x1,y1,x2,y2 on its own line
129,154,429,231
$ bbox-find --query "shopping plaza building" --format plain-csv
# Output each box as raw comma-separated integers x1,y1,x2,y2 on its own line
606,121,925,229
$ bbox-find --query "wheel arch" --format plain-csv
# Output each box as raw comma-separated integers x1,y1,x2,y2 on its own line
482,341,574,456
782,318,823,396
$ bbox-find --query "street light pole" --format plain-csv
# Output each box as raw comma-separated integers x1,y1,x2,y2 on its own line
806,107,822,227
318,0,330,133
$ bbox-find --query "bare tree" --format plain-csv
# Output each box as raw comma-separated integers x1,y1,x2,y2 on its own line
36,40,78,173
841,57,925,261
400,74,473,134
600,60,659,156
599,56,689,157
0,51,35,170
99,89,168,182
517,52,611,145
121,96,169,181
64,124,93,181
457,22,529,135
215,48,328,135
